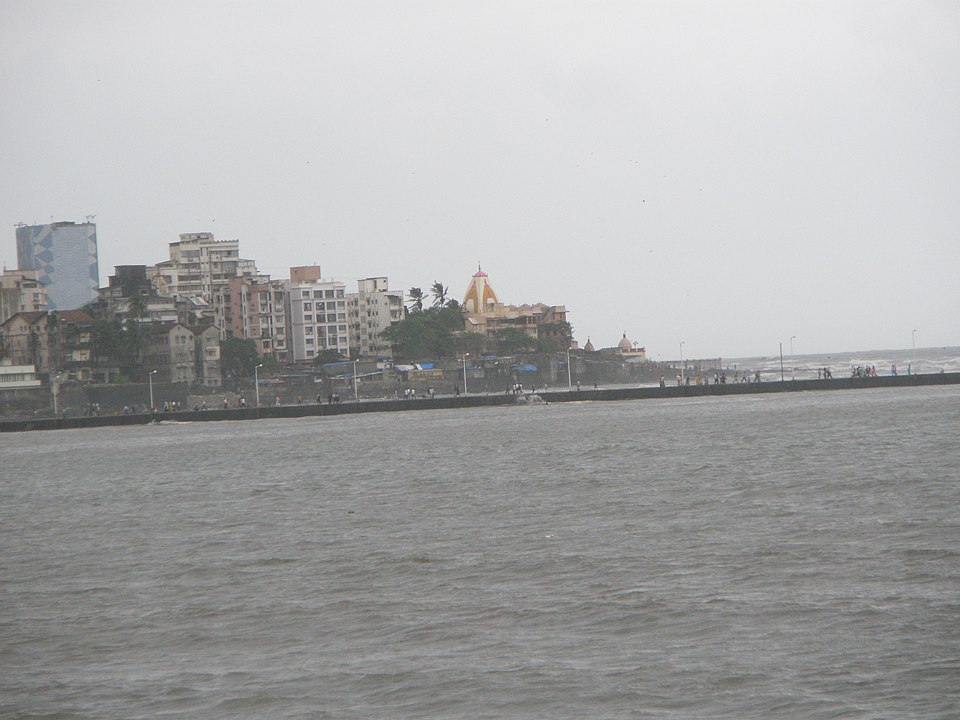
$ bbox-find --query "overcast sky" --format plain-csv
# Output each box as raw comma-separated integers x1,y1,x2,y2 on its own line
2,1,957,359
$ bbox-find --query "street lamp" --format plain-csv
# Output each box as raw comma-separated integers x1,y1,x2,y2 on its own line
52,373,64,417
462,353,469,395
254,363,263,407
680,341,685,384
790,336,796,380
912,329,917,375
353,359,359,402
148,369,157,411
566,347,572,390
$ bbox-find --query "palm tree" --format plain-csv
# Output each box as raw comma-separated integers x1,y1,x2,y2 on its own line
431,281,449,309
408,287,424,313
127,292,147,322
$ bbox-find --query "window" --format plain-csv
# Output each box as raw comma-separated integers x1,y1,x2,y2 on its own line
325,290,334,298
302,290,310,298
305,338,314,345
314,290,323,298
304,302,312,311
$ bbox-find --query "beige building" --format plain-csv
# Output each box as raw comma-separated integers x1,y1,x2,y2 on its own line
598,333,647,362
0,359,42,390
146,322,197,384
461,267,570,348
0,310,94,378
150,232,258,307
347,277,404,358
191,323,223,387
1,269,47,324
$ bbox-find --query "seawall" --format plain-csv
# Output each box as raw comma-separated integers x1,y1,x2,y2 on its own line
2,372,958,434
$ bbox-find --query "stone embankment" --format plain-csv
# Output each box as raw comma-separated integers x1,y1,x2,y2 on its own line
2,372,958,434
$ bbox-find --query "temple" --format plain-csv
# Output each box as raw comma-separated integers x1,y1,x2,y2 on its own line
461,265,571,349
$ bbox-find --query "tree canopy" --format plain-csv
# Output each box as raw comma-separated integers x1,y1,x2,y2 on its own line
220,337,261,378
407,287,424,313
380,301,467,360
430,281,449,308
495,327,536,355
313,348,348,365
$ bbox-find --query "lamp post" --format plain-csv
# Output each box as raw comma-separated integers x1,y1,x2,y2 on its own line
566,347,572,390
912,329,917,375
52,373,63,417
680,341,685,384
462,353,469,395
353,359,359,402
148,370,157,411
790,336,796,380
254,364,263,407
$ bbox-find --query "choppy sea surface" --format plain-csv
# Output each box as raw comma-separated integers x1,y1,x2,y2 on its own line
3,384,959,719
730,345,960,381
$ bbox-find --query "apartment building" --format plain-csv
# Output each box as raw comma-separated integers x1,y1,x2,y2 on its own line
347,277,404,358
286,266,349,362
217,275,288,361
1,269,47,324
151,232,257,305
0,310,94,378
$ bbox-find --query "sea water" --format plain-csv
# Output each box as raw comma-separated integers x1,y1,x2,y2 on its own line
2,385,959,718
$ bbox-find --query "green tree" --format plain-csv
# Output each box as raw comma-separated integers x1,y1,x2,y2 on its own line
127,292,147,321
538,320,574,351
119,318,149,378
220,337,261,378
380,296,470,360
430,281,449,308
495,327,536,355
407,287,424,313
433,300,464,332
380,311,453,360
313,348,348,365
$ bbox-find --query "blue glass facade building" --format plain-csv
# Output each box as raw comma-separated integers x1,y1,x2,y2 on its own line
16,222,99,310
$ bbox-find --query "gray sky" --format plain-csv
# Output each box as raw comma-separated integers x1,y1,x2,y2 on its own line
2,0,957,359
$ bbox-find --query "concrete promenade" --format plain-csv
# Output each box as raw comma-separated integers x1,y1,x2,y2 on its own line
3,372,959,434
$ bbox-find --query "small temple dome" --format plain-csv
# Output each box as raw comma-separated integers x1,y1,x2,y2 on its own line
584,337,595,352
618,333,633,351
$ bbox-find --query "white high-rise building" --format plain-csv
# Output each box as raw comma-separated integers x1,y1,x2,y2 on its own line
285,266,349,362
151,232,257,304
347,277,404,358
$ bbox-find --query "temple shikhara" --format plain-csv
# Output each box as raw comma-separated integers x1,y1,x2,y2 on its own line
460,265,571,349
